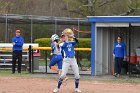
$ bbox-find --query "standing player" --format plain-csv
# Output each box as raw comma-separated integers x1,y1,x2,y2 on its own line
113,36,127,78
49,34,63,76
53,28,81,93
12,29,24,74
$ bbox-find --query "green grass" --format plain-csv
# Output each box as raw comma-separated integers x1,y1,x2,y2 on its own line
39,59,91,67
39,60,49,66
0,70,30,77
79,60,90,67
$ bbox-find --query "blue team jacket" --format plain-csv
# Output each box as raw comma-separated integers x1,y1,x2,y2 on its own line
12,36,24,51
113,42,127,58
61,39,79,58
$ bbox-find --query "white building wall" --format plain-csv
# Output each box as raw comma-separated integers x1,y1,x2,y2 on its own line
95,28,115,75
95,28,103,75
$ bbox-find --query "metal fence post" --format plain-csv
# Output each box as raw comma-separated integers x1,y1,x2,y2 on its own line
31,49,34,74
128,23,132,77
77,19,81,67
45,50,48,74
28,45,32,73
5,14,8,43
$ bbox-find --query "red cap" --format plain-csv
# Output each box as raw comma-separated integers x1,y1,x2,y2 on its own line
16,29,21,33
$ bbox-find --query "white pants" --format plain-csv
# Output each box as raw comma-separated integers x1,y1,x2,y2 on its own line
60,58,80,79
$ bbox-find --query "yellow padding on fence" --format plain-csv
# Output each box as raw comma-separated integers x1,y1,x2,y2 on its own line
0,48,12,51
0,47,91,51
74,48,91,51
32,47,51,50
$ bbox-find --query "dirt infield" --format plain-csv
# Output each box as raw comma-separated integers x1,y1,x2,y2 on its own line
0,76,140,93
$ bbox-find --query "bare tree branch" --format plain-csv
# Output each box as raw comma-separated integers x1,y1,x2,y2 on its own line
119,6,135,16
79,0,96,7
68,9,87,16
99,0,116,7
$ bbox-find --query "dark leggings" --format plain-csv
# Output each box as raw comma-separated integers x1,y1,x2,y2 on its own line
115,57,123,74
12,50,22,73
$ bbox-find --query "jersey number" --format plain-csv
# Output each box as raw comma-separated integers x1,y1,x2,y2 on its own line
68,48,71,52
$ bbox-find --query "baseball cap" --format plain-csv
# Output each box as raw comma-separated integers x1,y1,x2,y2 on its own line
16,29,21,33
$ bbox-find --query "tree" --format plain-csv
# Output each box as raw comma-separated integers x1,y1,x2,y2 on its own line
62,0,140,17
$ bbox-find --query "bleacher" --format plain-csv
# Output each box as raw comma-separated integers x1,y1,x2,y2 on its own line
0,43,39,70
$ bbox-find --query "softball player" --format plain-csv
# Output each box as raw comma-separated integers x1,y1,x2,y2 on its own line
113,36,127,78
49,34,63,76
53,33,81,93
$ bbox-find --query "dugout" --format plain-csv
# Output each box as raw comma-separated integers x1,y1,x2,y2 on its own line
88,16,140,76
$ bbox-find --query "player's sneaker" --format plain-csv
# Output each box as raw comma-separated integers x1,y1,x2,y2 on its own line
113,73,117,77
53,88,59,93
117,74,120,78
75,88,82,92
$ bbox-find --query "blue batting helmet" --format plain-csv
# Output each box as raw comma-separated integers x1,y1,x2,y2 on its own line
51,34,59,41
